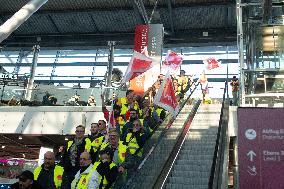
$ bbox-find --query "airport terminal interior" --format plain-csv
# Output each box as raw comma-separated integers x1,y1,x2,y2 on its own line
0,0,284,189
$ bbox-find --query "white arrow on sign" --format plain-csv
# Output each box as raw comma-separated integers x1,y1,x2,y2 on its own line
247,150,256,162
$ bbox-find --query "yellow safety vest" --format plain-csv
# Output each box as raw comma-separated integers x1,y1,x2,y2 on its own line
100,141,127,164
117,97,127,106
71,165,96,189
155,108,163,117
117,116,126,134
125,133,143,157
118,97,140,116
92,161,116,189
91,135,105,153
67,138,92,153
177,76,189,89
34,165,64,189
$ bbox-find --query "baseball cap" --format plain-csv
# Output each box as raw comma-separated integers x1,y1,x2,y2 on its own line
18,170,34,181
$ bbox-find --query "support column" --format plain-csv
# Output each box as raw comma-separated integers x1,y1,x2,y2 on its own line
0,0,48,43
50,50,60,81
25,45,40,100
237,0,245,106
13,50,25,74
105,41,115,101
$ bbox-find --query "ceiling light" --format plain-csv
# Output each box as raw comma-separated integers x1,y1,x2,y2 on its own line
18,136,22,140
22,153,25,158
202,32,208,37
1,145,5,149
65,137,68,141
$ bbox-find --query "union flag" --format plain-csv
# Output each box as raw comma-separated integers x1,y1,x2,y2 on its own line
121,51,153,83
153,72,179,118
161,50,183,75
203,57,221,70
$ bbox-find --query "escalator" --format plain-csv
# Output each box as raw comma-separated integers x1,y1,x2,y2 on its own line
122,82,229,189
163,104,222,189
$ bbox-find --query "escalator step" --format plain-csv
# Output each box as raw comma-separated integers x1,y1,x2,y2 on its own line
165,183,208,189
171,170,210,178
167,176,209,185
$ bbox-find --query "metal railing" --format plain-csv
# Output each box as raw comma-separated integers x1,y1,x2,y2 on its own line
208,81,229,189
117,83,200,189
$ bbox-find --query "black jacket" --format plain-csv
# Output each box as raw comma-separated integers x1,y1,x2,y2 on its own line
11,181,44,189
60,137,90,171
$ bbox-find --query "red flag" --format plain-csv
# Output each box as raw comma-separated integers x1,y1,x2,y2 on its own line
203,57,221,70
121,51,153,83
154,72,179,118
162,50,183,75
108,110,116,129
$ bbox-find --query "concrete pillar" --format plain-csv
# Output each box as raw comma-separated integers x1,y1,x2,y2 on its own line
25,45,40,100
0,0,48,43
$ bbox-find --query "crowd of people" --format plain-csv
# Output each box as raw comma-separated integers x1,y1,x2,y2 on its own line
7,70,231,189
7,71,199,189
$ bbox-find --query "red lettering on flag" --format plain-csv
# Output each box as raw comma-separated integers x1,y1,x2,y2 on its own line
154,72,179,117
203,57,221,70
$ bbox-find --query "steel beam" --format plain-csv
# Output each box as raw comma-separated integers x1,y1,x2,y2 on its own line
0,0,48,43
132,0,149,24
25,45,40,100
0,1,236,15
0,59,239,67
105,41,115,100
166,0,175,34
237,0,245,106
1,27,237,48
262,0,272,24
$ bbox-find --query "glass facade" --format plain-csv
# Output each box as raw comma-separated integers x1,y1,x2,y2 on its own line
0,46,239,100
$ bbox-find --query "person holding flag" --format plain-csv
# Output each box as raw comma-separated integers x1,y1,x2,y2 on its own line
198,71,209,103
153,71,180,119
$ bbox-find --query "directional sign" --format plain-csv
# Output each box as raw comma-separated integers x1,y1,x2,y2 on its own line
238,108,284,189
247,150,256,162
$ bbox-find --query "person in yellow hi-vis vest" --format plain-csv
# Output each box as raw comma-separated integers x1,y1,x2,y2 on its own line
60,125,92,189
71,152,99,189
117,90,140,119
92,149,118,189
124,119,147,158
34,151,64,189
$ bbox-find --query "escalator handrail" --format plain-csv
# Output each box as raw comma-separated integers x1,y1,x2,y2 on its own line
122,82,200,188
156,99,201,189
138,82,200,169
208,81,229,189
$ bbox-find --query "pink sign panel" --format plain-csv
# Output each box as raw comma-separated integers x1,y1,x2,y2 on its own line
238,108,284,189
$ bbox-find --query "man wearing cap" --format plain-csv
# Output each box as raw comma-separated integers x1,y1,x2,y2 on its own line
11,170,43,189
34,151,64,189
